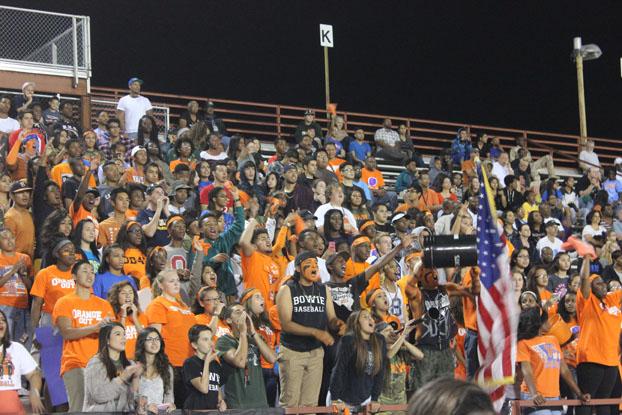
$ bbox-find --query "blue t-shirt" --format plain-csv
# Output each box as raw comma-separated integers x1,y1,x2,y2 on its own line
349,141,371,162
83,250,100,274
93,271,137,299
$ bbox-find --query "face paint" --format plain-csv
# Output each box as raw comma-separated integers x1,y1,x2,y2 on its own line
419,267,439,290
300,258,320,282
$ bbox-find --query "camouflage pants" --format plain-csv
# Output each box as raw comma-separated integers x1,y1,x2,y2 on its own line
410,347,454,392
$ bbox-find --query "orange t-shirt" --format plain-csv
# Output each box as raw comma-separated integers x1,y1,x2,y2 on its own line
50,162,97,188
98,217,124,248
241,251,280,309
417,188,442,212
361,168,385,190
69,202,99,229
122,167,145,184
517,335,562,398
169,159,196,172
576,289,622,366
146,296,195,367
344,259,368,282
118,313,149,360
3,207,34,259
0,253,32,308
123,248,147,282
30,265,75,314
328,158,345,180
126,209,139,221
139,275,151,290
539,288,552,306
52,293,114,375
461,269,478,332
195,314,232,340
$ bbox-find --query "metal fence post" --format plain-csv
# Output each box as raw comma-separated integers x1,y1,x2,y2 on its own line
71,16,78,87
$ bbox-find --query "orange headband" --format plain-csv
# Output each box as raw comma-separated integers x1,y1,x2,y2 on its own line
360,221,375,232
589,274,600,283
352,236,371,247
148,246,166,259
366,289,382,309
241,289,260,304
125,220,140,231
166,216,184,228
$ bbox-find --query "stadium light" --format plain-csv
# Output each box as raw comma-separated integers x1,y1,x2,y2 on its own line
572,37,602,147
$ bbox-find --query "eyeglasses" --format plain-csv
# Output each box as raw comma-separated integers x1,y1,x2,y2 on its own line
145,337,161,343
517,255,529,259
204,297,220,302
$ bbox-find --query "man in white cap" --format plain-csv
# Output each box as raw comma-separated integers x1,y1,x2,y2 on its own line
11,81,35,117
116,77,153,139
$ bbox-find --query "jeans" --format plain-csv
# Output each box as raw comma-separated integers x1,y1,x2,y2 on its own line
464,329,479,380
519,392,562,415
0,305,29,346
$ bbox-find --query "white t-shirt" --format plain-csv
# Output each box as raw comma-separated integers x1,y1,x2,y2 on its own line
116,95,153,133
582,224,607,242
491,162,512,188
579,150,600,169
0,117,20,134
535,236,564,256
0,342,37,391
285,257,330,283
313,203,359,232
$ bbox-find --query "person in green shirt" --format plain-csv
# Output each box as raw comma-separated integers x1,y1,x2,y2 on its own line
215,303,277,409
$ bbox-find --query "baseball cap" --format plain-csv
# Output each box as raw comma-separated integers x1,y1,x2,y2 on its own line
207,101,215,107
326,251,350,266
170,183,193,196
145,184,164,195
615,157,622,165
391,212,408,224
21,81,35,91
85,188,100,197
9,181,32,194
304,109,315,116
299,210,318,221
128,77,143,87
130,145,146,158
544,219,559,228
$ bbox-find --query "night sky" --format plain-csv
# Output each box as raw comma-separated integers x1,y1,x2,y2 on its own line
7,0,622,138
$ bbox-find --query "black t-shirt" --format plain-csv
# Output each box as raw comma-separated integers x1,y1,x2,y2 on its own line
61,175,80,202
326,272,369,322
136,208,170,248
374,222,394,234
182,355,223,410
53,119,82,139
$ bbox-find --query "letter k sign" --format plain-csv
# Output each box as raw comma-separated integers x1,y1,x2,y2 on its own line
320,24,334,48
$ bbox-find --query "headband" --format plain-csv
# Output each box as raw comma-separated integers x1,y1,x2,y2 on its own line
520,291,538,302
52,239,73,258
359,221,375,232
166,216,184,228
589,274,600,283
367,289,382,309
148,246,166,259
352,236,371,247
125,221,140,231
241,289,260,304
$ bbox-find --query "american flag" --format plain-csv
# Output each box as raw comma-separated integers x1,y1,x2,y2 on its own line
474,164,519,411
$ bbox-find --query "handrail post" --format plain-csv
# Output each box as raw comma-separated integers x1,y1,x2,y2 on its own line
276,105,281,139
71,16,78,88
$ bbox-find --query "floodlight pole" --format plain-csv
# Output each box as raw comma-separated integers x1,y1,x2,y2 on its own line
574,37,588,149
324,46,330,109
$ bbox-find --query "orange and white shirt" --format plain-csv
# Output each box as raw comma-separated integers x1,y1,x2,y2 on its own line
30,265,75,314
0,253,32,309
146,296,195,367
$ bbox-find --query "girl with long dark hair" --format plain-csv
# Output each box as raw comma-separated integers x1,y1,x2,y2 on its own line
83,322,143,412
548,252,572,292
72,219,100,272
107,280,146,359
238,161,266,208
116,221,148,284
329,309,387,412
137,114,159,147
39,209,73,266
141,246,167,290
526,266,553,308
323,209,349,246
135,327,175,412
207,186,234,230
345,187,372,226
93,244,136,299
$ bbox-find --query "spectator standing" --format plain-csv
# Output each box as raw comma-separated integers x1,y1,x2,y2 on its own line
83,322,142,412
135,327,175,413
450,128,472,166
42,95,61,126
11,81,36,117
116,77,153,139
294,109,322,144
204,101,228,138
4,182,34,259
0,95,19,134
276,252,344,409
7,111,46,181
137,184,170,248
93,110,109,146
52,260,114,412
52,101,81,140
579,139,600,172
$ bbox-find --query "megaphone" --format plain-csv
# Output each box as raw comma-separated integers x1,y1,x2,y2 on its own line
422,235,478,268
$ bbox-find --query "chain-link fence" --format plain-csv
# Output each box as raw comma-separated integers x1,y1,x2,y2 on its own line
0,6,90,79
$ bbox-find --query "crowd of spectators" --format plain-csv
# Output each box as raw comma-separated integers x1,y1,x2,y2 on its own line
0,77,621,415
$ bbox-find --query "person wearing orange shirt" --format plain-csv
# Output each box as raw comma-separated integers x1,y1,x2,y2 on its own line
107,280,146,359
575,257,622,415
3,181,35,259
192,286,231,339
0,228,33,344
516,307,588,409
50,138,97,189
344,235,371,281
52,259,115,412
29,239,76,336
6,110,46,181
417,172,442,214
325,142,345,180
461,267,481,380
68,169,99,229
98,187,130,248
117,221,148,283
146,269,196,408
361,156,398,211
122,145,148,184
239,219,281,310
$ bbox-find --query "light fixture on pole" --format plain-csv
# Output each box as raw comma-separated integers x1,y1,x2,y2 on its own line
572,37,601,148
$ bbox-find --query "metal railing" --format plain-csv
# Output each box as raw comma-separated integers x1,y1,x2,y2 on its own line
89,86,621,171
0,6,91,85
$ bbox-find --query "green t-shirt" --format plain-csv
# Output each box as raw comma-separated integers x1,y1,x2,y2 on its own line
215,334,268,409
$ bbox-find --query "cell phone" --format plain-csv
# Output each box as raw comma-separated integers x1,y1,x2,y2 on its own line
328,241,336,250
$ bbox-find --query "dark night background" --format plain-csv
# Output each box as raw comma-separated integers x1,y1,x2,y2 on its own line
6,0,622,138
